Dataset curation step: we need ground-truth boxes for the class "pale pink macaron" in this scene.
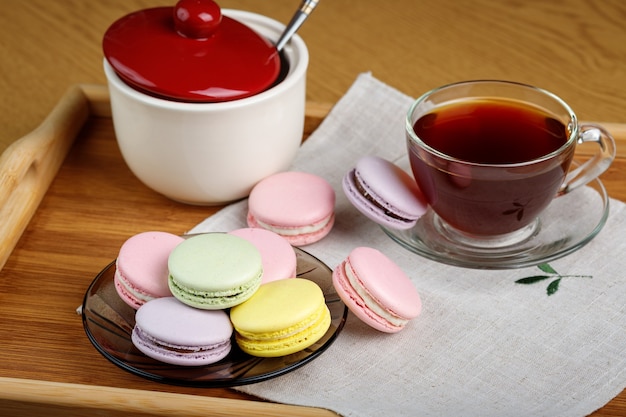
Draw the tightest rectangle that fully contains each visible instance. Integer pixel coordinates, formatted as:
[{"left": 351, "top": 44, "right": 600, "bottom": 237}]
[
  {"left": 229, "top": 228, "right": 297, "bottom": 284},
  {"left": 332, "top": 247, "right": 422, "bottom": 333},
  {"left": 114, "top": 231, "right": 184, "bottom": 309},
  {"left": 247, "top": 171, "right": 336, "bottom": 246}
]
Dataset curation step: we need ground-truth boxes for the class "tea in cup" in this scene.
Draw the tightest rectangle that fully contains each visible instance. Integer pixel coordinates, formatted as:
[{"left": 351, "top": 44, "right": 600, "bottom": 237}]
[{"left": 406, "top": 80, "right": 615, "bottom": 248}]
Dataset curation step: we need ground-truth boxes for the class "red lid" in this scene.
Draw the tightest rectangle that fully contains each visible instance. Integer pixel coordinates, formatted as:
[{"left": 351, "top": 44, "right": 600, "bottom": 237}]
[{"left": 103, "top": 0, "right": 281, "bottom": 102}]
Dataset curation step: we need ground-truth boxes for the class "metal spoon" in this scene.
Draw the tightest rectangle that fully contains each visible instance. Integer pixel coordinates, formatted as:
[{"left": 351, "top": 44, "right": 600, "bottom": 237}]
[{"left": 275, "top": 0, "right": 320, "bottom": 52}]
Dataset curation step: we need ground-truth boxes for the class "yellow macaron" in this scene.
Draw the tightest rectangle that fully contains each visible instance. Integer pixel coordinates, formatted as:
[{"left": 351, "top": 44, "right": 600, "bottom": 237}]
[{"left": 230, "top": 278, "right": 331, "bottom": 357}]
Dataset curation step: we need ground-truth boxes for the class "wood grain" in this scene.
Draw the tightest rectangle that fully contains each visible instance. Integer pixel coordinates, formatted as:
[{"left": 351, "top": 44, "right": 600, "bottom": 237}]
[
  {"left": 0, "top": 377, "right": 334, "bottom": 417},
  {"left": 0, "top": 86, "right": 89, "bottom": 271},
  {"left": 2, "top": 0, "right": 626, "bottom": 153}
]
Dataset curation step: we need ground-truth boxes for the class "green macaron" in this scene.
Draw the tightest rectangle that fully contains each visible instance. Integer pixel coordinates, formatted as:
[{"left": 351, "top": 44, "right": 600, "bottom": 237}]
[{"left": 168, "top": 233, "right": 263, "bottom": 309}]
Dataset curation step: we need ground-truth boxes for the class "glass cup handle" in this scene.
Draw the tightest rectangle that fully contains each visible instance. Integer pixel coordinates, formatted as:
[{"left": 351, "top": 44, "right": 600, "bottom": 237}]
[{"left": 558, "top": 123, "right": 616, "bottom": 196}]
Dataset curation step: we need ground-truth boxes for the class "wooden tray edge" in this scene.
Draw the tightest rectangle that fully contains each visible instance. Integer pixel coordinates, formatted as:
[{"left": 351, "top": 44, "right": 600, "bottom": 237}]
[{"left": 0, "top": 376, "right": 335, "bottom": 417}]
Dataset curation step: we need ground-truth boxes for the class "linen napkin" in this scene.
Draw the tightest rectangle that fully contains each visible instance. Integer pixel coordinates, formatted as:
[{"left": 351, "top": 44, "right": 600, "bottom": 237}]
[{"left": 190, "top": 73, "right": 626, "bottom": 417}]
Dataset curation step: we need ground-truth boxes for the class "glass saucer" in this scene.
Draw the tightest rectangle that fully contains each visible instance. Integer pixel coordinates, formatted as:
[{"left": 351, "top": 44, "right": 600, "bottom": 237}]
[
  {"left": 382, "top": 177, "right": 609, "bottom": 269},
  {"left": 82, "top": 247, "right": 348, "bottom": 388}
]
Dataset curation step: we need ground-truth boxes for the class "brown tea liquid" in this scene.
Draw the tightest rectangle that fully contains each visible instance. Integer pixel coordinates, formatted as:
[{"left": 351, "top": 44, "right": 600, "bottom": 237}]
[
  {"left": 409, "top": 99, "right": 572, "bottom": 236},
  {"left": 413, "top": 99, "right": 567, "bottom": 164}
]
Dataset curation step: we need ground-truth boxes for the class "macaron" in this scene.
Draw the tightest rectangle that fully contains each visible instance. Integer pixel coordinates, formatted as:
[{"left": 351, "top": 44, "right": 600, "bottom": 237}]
[
  {"left": 132, "top": 297, "right": 233, "bottom": 366},
  {"left": 114, "top": 231, "right": 184, "bottom": 309},
  {"left": 332, "top": 247, "right": 422, "bottom": 333},
  {"left": 229, "top": 228, "right": 297, "bottom": 284},
  {"left": 343, "top": 155, "right": 428, "bottom": 230},
  {"left": 247, "top": 171, "right": 336, "bottom": 246},
  {"left": 168, "top": 233, "right": 263, "bottom": 310},
  {"left": 230, "top": 278, "right": 331, "bottom": 357}
]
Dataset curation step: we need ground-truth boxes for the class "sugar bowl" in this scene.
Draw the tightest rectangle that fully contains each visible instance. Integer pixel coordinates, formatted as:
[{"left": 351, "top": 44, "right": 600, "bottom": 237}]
[{"left": 103, "top": 0, "right": 308, "bottom": 204}]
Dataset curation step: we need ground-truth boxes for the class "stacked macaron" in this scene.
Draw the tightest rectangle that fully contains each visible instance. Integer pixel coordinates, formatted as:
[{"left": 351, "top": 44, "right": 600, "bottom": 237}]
[
  {"left": 112, "top": 163, "right": 425, "bottom": 367},
  {"left": 166, "top": 233, "right": 330, "bottom": 358},
  {"left": 113, "top": 228, "right": 330, "bottom": 365},
  {"left": 167, "top": 233, "right": 263, "bottom": 310}
]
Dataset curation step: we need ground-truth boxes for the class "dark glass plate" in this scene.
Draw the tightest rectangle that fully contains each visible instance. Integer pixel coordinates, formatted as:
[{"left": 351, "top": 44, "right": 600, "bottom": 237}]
[{"left": 82, "top": 246, "right": 347, "bottom": 387}]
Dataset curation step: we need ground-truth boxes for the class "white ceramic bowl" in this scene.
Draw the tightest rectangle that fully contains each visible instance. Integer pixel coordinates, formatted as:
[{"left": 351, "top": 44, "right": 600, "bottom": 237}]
[{"left": 104, "top": 10, "right": 308, "bottom": 205}]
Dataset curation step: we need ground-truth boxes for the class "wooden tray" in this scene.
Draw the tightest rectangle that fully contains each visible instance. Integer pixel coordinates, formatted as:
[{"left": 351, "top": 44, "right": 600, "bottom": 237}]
[{"left": 0, "top": 85, "right": 624, "bottom": 416}]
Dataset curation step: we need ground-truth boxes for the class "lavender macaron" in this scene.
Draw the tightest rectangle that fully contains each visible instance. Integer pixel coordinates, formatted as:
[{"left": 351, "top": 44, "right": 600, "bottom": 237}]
[
  {"left": 132, "top": 297, "right": 233, "bottom": 366},
  {"left": 343, "top": 156, "right": 428, "bottom": 230}
]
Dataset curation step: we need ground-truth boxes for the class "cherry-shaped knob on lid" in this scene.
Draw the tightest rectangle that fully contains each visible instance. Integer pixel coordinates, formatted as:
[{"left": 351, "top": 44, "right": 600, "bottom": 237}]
[
  {"left": 174, "top": 0, "right": 222, "bottom": 39},
  {"left": 103, "top": 0, "right": 281, "bottom": 102}
]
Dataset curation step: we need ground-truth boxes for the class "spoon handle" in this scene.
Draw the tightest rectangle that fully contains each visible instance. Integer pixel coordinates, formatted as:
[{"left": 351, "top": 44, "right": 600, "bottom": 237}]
[{"left": 275, "top": 0, "right": 320, "bottom": 52}]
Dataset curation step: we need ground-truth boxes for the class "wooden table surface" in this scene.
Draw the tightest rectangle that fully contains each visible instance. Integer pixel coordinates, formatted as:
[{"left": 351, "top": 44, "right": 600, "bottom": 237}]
[{"left": 1, "top": 1, "right": 625, "bottom": 416}]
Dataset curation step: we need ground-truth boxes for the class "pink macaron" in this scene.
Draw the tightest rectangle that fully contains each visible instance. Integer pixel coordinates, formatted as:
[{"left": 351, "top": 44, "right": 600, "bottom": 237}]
[
  {"left": 343, "top": 155, "right": 428, "bottom": 230},
  {"left": 332, "top": 247, "right": 422, "bottom": 333},
  {"left": 247, "top": 171, "right": 336, "bottom": 246},
  {"left": 114, "top": 231, "right": 184, "bottom": 309},
  {"left": 229, "top": 228, "right": 297, "bottom": 284},
  {"left": 132, "top": 297, "right": 233, "bottom": 366}
]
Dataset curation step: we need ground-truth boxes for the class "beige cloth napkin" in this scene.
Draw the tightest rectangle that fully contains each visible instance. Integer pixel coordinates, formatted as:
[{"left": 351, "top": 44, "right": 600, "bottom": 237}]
[{"left": 191, "top": 73, "right": 626, "bottom": 417}]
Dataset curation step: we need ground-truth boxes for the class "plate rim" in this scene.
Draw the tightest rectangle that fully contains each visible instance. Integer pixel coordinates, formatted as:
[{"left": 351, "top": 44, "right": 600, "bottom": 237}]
[{"left": 82, "top": 246, "right": 348, "bottom": 388}]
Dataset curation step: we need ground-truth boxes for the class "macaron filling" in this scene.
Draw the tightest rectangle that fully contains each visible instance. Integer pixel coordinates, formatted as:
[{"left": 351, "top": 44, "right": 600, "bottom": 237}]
[
  {"left": 114, "top": 267, "right": 156, "bottom": 304},
  {"left": 250, "top": 213, "right": 335, "bottom": 237},
  {"left": 168, "top": 274, "right": 261, "bottom": 308},
  {"left": 234, "top": 302, "right": 331, "bottom": 355},
  {"left": 132, "top": 326, "right": 231, "bottom": 358},
  {"left": 343, "top": 260, "right": 409, "bottom": 328},
  {"left": 236, "top": 301, "right": 329, "bottom": 341}
]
